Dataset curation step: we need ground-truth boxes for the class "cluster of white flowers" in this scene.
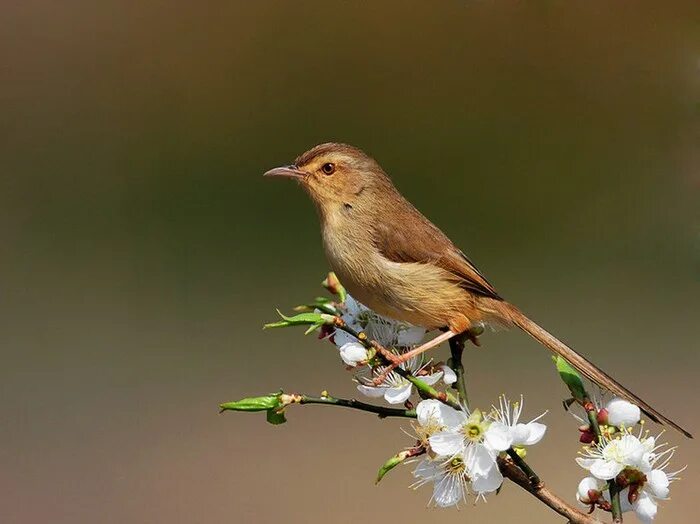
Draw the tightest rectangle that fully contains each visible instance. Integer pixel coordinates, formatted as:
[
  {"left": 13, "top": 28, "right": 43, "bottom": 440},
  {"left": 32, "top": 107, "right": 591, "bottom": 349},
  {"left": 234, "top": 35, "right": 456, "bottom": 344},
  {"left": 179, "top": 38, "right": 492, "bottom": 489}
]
[
  {"left": 248, "top": 274, "right": 689, "bottom": 522},
  {"left": 330, "top": 295, "right": 455, "bottom": 404},
  {"left": 411, "top": 396, "right": 547, "bottom": 507},
  {"left": 574, "top": 397, "right": 683, "bottom": 522},
  {"left": 320, "top": 290, "right": 685, "bottom": 517}
]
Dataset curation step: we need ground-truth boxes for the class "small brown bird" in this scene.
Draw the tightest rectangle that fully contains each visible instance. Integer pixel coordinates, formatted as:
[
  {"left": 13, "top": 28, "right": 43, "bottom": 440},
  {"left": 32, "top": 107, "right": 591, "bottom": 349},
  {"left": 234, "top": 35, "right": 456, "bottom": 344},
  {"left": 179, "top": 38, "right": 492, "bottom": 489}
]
[{"left": 264, "top": 142, "right": 691, "bottom": 438}]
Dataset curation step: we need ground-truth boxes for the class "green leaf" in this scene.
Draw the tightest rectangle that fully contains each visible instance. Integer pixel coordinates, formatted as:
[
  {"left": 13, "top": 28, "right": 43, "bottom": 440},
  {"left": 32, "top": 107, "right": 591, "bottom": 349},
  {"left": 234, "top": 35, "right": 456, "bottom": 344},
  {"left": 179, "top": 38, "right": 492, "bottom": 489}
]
[
  {"left": 375, "top": 454, "right": 405, "bottom": 484},
  {"left": 263, "top": 310, "right": 335, "bottom": 330},
  {"left": 303, "top": 322, "right": 325, "bottom": 335},
  {"left": 553, "top": 356, "right": 587, "bottom": 402},
  {"left": 293, "top": 298, "right": 338, "bottom": 315},
  {"left": 266, "top": 409, "right": 287, "bottom": 425},
  {"left": 322, "top": 272, "right": 347, "bottom": 302},
  {"left": 219, "top": 394, "right": 281, "bottom": 412}
]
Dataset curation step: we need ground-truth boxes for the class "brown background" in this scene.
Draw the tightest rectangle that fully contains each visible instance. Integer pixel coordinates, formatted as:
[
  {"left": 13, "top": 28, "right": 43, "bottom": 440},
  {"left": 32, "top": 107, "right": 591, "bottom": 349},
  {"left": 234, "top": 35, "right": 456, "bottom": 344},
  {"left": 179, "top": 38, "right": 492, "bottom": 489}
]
[{"left": 1, "top": 1, "right": 698, "bottom": 523}]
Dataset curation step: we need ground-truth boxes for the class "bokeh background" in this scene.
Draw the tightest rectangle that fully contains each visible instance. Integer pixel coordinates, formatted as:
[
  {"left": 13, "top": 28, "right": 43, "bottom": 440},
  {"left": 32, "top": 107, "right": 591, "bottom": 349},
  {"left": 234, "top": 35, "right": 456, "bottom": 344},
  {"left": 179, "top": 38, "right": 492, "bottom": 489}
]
[{"left": 1, "top": 1, "right": 699, "bottom": 523}]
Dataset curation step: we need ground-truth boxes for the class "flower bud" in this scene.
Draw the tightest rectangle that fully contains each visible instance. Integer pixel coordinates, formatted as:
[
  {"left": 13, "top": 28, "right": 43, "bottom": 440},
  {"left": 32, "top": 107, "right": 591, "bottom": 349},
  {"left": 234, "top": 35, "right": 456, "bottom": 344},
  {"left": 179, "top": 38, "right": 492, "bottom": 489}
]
[
  {"left": 596, "top": 408, "right": 608, "bottom": 425},
  {"left": 576, "top": 477, "right": 603, "bottom": 505},
  {"left": 604, "top": 397, "right": 641, "bottom": 428},
  {"left": 322, "top": 272, "right": 347, "bottom": 301},
  {"left": 578, "top": 426, "right": 595, "bottom": 444},
  {"left": 339, "top": 342, "right": 369, "bottom": 366},
  {"left": 220, "top": 393, "right": 282, "bottom": 412}
]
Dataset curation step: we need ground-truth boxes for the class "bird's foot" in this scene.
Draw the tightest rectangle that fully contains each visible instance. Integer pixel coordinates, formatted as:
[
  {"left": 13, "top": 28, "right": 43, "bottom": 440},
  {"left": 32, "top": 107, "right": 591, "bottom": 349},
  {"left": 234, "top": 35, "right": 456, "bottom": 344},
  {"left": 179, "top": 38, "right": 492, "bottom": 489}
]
[
  {"left": 371, "top": 340, "right": 401, "bottom": 365},
  {"left": 465, "top": 328, "right": 481, "bottom": 347},
  {"left": 372, "top": 365, "right": 396, "bottom": 385},
  {"left": 371, "top": 330, "right": 458, "bottom": 385}
]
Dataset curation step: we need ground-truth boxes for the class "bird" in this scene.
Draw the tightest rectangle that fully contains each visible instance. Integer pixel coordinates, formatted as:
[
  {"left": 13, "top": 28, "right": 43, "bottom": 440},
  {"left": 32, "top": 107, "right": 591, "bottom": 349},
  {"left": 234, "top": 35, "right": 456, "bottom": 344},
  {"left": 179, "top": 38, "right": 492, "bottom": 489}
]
[{"left": 264, "top": 142, "right": 691, "bottom": 438}]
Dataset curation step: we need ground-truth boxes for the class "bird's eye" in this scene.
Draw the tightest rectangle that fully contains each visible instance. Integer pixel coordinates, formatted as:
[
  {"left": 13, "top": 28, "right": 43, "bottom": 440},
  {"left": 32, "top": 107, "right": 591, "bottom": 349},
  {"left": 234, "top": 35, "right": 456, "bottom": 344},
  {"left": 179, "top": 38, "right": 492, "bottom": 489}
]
[{"left": 321, "top": 162, "right": 336, "bottom": 175}]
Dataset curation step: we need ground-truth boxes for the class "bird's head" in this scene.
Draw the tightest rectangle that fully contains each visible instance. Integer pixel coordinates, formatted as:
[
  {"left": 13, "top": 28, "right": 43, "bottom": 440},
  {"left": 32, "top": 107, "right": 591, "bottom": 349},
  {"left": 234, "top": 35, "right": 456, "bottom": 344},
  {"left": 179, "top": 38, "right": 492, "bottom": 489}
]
[{"left": 263, "top": 142, "right": 393, "bottom": 215}]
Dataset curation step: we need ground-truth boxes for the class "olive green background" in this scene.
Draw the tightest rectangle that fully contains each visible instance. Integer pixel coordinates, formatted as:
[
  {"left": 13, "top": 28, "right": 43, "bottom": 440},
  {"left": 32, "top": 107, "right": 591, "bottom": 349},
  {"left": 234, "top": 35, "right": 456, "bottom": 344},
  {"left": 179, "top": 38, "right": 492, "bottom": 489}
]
[{"left": 1, "top": 1, "right": 698, "bottom": 523}]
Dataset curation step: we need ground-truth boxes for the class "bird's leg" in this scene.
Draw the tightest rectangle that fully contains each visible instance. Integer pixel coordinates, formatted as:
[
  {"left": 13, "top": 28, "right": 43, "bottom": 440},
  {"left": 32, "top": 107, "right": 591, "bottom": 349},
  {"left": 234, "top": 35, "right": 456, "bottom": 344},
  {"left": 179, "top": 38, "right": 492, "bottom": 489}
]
[
  {"left": 372, "top": 330, "right": 457, "bottom": 385},
  {"left": 370, "top": 340, "right": 401, "bottom": 364}
]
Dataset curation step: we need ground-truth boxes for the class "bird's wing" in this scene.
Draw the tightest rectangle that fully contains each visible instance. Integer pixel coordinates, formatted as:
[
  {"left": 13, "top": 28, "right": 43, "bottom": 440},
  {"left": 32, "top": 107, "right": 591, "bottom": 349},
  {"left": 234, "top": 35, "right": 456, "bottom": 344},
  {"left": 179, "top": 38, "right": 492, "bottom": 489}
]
[{"left": 371, "top": 205, "right": 502, "bottom": 300}]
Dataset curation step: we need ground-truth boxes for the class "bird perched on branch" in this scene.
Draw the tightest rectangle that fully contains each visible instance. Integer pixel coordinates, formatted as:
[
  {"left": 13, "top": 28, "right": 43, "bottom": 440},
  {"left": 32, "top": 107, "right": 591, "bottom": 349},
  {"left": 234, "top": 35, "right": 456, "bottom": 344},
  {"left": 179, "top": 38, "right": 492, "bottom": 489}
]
[{"left": 264, "top": 142, "right": 691, "bottom": 438}]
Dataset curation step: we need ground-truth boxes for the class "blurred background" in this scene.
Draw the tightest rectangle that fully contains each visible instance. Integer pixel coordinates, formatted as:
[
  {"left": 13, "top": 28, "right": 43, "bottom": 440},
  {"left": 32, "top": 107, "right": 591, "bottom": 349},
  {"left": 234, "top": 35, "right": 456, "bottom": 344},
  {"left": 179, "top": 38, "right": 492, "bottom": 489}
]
[{"left": 1, "top": 1, "right": 698, "bottom": 523}]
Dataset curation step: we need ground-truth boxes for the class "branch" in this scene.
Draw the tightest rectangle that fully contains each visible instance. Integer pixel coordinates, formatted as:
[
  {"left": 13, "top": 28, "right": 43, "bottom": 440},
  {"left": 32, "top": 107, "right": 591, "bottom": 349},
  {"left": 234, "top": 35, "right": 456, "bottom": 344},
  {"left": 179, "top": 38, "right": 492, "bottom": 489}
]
[
  {"left": 280, "top": 392, "right": 416, "bottom": 418},
  {"left": 506, "top": 448, "right": 541, "bottom": 486},
  {"left": 394, "top": 367, "right": 461, "bottom": 409},
  {"left": 498, "top": 456, "right": 603, "bottom": 524},
  {"left": 448, "top": 333, "right": 470, "bottom": 407}
]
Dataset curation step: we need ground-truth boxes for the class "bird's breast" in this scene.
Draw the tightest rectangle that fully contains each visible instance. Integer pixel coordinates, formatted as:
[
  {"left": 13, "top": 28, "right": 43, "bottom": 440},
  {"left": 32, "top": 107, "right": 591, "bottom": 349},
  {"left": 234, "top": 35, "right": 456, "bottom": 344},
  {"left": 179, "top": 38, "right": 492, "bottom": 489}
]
[{"left": 321, "top": 220, "right": 475, "bottom": 330}]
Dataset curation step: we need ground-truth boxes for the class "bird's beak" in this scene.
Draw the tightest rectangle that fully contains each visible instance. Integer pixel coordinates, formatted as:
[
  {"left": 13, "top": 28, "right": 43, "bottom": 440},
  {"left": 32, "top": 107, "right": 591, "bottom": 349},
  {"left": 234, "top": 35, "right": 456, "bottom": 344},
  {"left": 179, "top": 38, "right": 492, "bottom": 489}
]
[{"left": 263, "top": 165, "right": 307, "bottom": 179}]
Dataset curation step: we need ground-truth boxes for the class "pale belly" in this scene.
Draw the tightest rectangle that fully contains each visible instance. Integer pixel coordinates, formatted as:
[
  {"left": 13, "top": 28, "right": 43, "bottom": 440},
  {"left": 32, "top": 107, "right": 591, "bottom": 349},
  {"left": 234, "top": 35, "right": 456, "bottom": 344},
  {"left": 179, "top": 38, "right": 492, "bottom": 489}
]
[{"left": 324, "top": 235, "right": 477, "bottom": 331}]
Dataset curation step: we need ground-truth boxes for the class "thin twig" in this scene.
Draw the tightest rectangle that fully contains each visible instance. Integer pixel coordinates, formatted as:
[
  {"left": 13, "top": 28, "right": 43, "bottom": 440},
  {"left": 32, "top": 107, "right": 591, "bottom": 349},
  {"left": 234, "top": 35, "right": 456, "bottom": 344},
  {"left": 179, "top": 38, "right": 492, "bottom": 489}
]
[
  {"left": 584, "top": 400, "right": 602, "bottom": 440},
  {"left": 608, "top": 480, "right": 623, "bottom": 523},
  {"left": 506, "top": 448, "right": 541, "bottom": 486},
  {"left": 393, "top": 367, "right": 461, "bottom": 409},
  {"left": 448, "top": 334, "right": 470, "bottom": 407},
  {"left": 282, "top": 393, "right": 415, "bottom": 418},
  {"left": 498, "top": 456, "right": 603, "bottom": 524}
]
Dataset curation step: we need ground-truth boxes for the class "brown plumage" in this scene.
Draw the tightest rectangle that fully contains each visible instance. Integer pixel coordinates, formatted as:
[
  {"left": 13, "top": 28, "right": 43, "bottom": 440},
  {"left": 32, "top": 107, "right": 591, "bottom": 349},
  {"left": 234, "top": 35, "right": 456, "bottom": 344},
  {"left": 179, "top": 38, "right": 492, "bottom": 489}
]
[{"left": 264, "top": 142, "right": 692, "bottom": 438}]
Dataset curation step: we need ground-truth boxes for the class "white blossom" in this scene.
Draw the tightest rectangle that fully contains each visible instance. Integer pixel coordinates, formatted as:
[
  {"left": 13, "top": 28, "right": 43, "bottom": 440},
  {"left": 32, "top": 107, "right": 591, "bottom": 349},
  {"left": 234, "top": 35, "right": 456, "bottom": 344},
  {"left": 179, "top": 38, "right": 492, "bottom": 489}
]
[
  {"left": 576, "top": 433, "right": 646, "bottom": 480},
  {"left": 334, "top": 294, "right": 426, "bottom": 349},
  {"left": 576, "top": 430, "right": 684, "bottom": 522},
  {"left": 411, "top": 453, "right": 504, "bottom": 507},
  {"left": 429, "top": 405, "right": 512, "bottom": 478},
  {"left": 414, "top": 400, "right": 464, "bottom": 443},
  {"left": 412, "top": 456, "right": 471, "bottom": 507},
  {"left": 356, "top": 353, "right": 444, "bottom": 404},
  {"left": 492, "top": 395, "right": 547, "bottom": 447}
]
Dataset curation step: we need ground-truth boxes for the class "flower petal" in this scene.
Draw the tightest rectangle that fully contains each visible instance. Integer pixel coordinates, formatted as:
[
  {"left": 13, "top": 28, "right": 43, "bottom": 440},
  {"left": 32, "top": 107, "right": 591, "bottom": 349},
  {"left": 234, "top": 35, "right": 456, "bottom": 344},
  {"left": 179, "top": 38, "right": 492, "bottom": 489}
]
[
  {"left": 647, "top": 469, "right": 670, "bottom": 499},
  {"left": 384, "top": 382, "right": 413, "bottom": 404},
  {"left": 356, "top": 384, "right": 385, "bottom": 398},
  {"left": 343, "top": 295, "right": 365, "bottom": 317},
  {"left": 633, "top": 491, "right": 658, "bottom": 523},
  {"left": 437, "top": 404, "right": 466, "bottom": 429},
  {"left": 605, "top": 398, "right": 641, "bottom": 427},
  {"left": 419, "top": 372, "right": 443, "bottom": 385},
  {"left": 576, "top": 458, "right": 597, "bottom": 471},
  {"left": 439, "top": 364, "right": 457, "bottom": 385},
  {"left": 413, "top": 457, "right": 441, "bottom": 481},
  {"left": 616, "top": 434, "right": 646, "bottom": 467},
  {"left": 511, "top": 423, "right": 531, "bottom": 445},
  {"left": 484, "top": 421, "right": 513, "bottom": 452},
  {"left": 590, "top": 459, "right": 624, "bottom": 480},
  {"left": 397, "top": 325, "right": 426, "bottom": 347},
  {"left": 465, "top": 444, "right": 498, "bottom": 478},
  {"left": 338, "top": 342, "right": 368, "bottom": 366},
  {"left": 432, "top": 473, "right": 464, "bottom": 507},
  {"left": 471, "top": 464, "right": 503, "bottom": 494},
  {"left": 416, "top": 399, "right": 443, "bottom": 427},
  {"left": 518, "top": 422, "right": 547, "bottom": 446},
  {"left": 429, "top": 431, "right": 464, "bottom": 457},
  {"left": 333, "top": 328, "right": 357, "bottom": 348}
]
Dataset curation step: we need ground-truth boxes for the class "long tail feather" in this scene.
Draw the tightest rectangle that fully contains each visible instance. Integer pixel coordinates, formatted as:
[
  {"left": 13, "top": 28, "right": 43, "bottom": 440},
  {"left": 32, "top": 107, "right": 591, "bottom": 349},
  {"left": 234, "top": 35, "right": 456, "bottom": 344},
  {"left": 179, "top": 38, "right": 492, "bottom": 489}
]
[{"left": 504, "top": 304, "right": 692, "bottom": 439}]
